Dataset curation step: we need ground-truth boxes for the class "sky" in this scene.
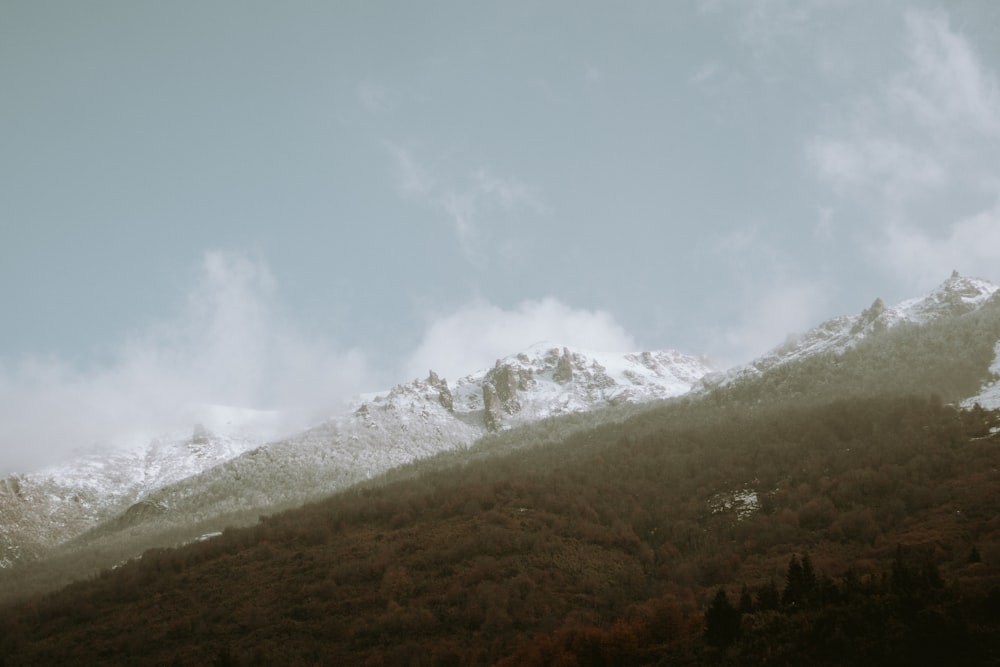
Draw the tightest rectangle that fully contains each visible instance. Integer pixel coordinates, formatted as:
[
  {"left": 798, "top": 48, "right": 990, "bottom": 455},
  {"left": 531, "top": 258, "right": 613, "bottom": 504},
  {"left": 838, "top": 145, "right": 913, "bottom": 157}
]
[{"left": 3, "top": 1, "right": 1000, "bottom": 473}]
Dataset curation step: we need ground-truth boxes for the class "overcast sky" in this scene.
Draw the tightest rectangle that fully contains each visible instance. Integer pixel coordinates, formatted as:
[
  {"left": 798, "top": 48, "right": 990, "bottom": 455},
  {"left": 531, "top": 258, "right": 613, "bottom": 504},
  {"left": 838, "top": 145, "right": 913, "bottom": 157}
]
[{"left": 3, "top": 1, "right": 1000, "bottom": 473}]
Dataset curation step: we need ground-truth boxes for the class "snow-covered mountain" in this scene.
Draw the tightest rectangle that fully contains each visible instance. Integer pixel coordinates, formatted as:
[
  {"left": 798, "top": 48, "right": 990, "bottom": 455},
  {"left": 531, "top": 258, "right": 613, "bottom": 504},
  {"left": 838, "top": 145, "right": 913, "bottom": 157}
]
[
  {"left": 703, "top": 271, "right": 1000, "bottom": 388},
  {"left": 5, "top": 273, "right": 1000, "bottom": 572},
  {"left": 0, "top": 345, "right": 714, "bottom": 568},
  {"left": 0, "top": 407, "right": 280, "bottom": 568}
]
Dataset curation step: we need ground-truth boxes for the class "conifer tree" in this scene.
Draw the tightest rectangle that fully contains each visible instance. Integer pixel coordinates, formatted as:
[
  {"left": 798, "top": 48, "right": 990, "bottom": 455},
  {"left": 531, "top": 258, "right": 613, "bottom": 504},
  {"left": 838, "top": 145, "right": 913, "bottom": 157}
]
[{"left": 705, "top": 588, "right": 741, "bottom": 647}]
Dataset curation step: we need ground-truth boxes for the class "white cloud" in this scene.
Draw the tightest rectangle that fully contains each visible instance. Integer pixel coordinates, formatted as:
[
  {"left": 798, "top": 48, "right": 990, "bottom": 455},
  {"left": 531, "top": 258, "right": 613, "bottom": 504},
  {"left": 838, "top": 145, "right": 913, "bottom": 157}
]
[
  {"left": 707, "top": 281, "right": 829, "bottom": 367},
  {"left": 880, "top": 201, "right": 1000, "bottom": 290},
  {"left": 403, "top": 298, "right": 637, "bottom": 381},
  {"left": 806, "top": 135, "right": 946, "bottom": 204},
  {"left": 891, "top": 9, "right": 1000, "bottom": 138},
  {"left": 806, "top": 7, "right": 1000, "bottom": 289},
  {"left": 384, "top": 141, "right": 544, "bottom": 262},
  {"left": 0, "top": 251, "right": 372, "bottom": 474}
]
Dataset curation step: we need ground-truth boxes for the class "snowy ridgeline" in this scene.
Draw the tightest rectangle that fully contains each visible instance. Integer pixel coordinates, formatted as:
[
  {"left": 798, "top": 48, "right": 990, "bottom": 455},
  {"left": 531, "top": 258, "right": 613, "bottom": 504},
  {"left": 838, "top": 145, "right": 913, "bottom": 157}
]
[
  {"left": 704, "top": 272, "right": 1000, "bottom": 388},
  {"left": 4, "top": 272, "right": 1000, "bottom": 570},
  {"left": 0, "top": 344, "right": 714, "bottom": 568}
]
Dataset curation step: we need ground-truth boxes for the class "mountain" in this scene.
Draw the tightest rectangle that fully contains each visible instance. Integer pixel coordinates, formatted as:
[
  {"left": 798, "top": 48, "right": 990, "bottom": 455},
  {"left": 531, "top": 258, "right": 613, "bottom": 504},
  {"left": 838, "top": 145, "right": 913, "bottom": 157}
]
[
  {"left": 703, "top": 271, "right": 1000, "bottom": 390},
  {"left": 0, "top": 407, "right": 279, "bottom": 568},
  {"left": 4, "top": 272, "right": 1000, "bottom": 584},
  {"left": 3, "top": 274, "right": 1000, "bottom": 664},
  {"left": 0, "top": 345, "right": 714, "bottom": 569}
]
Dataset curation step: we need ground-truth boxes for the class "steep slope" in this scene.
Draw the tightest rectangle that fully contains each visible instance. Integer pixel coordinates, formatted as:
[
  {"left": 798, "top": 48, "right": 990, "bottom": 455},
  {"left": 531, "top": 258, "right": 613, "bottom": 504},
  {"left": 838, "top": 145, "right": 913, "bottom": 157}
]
[
  {"left": 0, "top": 408, "right": 280, "bottom": 569},
  {"left": 75, "top": 345, "right": 714, "bottom": 542},
  {"left": 704, "top": 271, "right": 1000, "bottom": 390},
  {"left": 3, "top": 395, "right": 999, "bottom": 665},
  {"left": 3, "top": 346, "right": 713, "bottom": 568}
]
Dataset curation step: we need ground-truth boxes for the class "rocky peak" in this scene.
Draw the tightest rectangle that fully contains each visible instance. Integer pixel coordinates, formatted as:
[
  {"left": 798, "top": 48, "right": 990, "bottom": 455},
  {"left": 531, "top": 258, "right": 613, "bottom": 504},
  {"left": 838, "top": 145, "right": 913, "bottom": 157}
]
[
  {"left": 482, "top": 382, "right": 504, "bottom": 432},
  {"left": 427, "top": 370, "right": 454, "bottom": 412},
  {"left": 553, "top": 347, "right": 574, "bottom": 384}
]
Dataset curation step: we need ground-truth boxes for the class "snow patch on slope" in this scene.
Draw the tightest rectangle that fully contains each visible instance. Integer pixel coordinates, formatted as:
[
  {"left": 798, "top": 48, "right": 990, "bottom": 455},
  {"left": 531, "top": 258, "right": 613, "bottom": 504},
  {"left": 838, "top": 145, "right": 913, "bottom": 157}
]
[{"left": 962, "top": 340, "right": 1000, "bottom": 410}]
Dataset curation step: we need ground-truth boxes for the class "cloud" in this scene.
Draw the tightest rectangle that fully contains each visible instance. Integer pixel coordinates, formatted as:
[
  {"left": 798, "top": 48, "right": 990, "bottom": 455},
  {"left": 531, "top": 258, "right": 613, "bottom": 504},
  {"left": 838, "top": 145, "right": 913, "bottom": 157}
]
[
  {"left": 0, "top": 251, "right": 372, "bottom": 475},
  {"left": 890, "top": 9, "right": 1000, "bottom": 138},
  {"left": 880, "top": 201, "right": 1000, "bottom": 289},
  {"left": 805, "top": 7, "right": 1000, "bottom": 289},
  {"left": 707, "top": 281, "right": 830, "bottom": 367},
  {"left": 384, "top": 141, "right": 544, "bottom": 262},
  {"left": 806, "top": 135, "right": 946, "bottom": 205},
  {"left": 403, "top": 298, "right": 637, "bottom": 381}
]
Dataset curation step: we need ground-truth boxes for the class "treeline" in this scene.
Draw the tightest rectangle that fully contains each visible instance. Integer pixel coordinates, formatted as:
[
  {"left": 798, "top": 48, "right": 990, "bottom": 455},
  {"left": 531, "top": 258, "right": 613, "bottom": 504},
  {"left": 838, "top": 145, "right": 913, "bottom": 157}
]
[{"left": 0, "top": 395, "right": 998, "bottom": 664}]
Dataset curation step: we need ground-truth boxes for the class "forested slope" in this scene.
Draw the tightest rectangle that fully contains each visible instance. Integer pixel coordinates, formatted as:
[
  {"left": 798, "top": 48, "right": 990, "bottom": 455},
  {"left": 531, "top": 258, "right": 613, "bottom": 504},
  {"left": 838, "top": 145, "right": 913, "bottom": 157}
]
[
  {"left": 1, "top": 295, "right": 999, "bottom": 664},
  {"left": 0, "top": 394, "right": 998, "bottom": 665}
]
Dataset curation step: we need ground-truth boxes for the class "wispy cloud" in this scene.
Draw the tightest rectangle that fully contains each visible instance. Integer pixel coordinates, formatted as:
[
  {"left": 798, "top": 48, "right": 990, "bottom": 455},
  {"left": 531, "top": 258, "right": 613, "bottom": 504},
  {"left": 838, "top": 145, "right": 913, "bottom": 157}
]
[
  {"left": 704, "top": 228, "right": 831, "bottom": 365},
  {"left": 383, "top": 141, "right": 544, "bottom": 262},
  {"left": 357, "top": 80, "right": 390, "bottom": 114},
  {"left": 0, "top": 252, "right": 372, "bottom": 475},
  {"left": 890, "top": 9, "right": 1000, "bottom": 139},
  {"left": 881, "top": 201, "right": 1000, "bottom": 288},
  {"left": 806, "top": 7, "right": 1000, "bottom": 290},
  {"left": 403, "top": 298, "right": 636, "bottom": 382}
]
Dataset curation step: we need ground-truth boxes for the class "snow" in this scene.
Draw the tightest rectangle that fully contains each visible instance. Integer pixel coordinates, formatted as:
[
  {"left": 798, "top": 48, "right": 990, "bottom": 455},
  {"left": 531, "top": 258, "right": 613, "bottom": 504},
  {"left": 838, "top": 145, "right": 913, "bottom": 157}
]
[
  {"left": 962, "top": 341, "right": 1000, "bottom": 410},
  {"left": 705, "top": 273, "right": 999, "bottom": 388},
  {"left": 4, "top": 272, "right": 998, "bottom": 570}
]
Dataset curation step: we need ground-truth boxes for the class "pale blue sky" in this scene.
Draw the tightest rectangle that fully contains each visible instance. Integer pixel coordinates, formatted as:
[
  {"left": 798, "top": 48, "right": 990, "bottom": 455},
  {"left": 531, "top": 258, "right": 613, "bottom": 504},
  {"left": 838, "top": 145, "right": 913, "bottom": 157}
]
[{"left": 3, "top": 1, "right": 1000, "bottom": 471}]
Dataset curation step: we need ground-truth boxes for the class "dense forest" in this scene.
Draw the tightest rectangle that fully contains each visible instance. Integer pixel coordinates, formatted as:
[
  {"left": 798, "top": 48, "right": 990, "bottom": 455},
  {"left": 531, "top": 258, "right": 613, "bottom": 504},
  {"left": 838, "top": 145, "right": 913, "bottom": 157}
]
[
  {"left": 0, "top": 393, "right": 998, "bottom": 665},
  {"left": 2, "top": 300, "right": 1000, "bottom": 664}
]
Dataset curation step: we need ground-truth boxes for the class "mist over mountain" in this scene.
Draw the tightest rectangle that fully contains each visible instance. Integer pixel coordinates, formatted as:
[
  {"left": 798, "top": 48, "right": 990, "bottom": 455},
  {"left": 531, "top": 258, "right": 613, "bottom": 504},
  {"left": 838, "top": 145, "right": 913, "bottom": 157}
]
[
  {"left": 2, "top": 273, "right": 999, "bottom": 578},
  {"left": 1, "top": 273, "right": 1000, "bottom": 664}
]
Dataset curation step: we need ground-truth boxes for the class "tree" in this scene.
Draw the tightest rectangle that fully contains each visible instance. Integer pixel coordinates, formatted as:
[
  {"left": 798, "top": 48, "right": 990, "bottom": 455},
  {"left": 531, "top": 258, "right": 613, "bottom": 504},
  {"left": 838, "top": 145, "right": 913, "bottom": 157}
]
[{"left": 705, "top": 588, "right": 741, "bottom": 647}]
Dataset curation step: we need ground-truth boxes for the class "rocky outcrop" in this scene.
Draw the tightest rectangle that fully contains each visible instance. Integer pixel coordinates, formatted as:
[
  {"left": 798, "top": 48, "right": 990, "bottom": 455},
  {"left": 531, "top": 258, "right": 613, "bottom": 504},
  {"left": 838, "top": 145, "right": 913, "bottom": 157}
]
[
  {"left": 428, "top": 371, "right": 454, "bottom": 412},
  {"left": 852, "top": 297, "right": 886, "bottom": 335},
  {"left": 482, "top": 382, "right": 504, "bottom": 431},
  {"left": 553, "top": 347, "right": 574, "bottom": 383},
  {"left": 481, "top": 361, "right": 536, "bottom": 430}
]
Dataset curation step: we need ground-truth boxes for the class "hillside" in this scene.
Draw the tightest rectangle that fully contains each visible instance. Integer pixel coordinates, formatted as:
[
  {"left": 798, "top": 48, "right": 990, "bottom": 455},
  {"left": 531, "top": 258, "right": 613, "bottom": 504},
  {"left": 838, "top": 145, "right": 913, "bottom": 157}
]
[
  {"left": 0, "top": 345, "right": 712, "bottom": 585},
  {"left": 2, "top": 276, "right": 1000, "bottom": 664},
  {"left": 1, "top": 396, "right": 998, "bottom": 665}
]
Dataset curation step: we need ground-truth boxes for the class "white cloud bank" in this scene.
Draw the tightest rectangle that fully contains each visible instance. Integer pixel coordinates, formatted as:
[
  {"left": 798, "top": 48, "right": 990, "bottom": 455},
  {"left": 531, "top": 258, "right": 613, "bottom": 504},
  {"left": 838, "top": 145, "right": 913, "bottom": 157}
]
[
  {"left": 0, "top": 252, "right": 371, "bottom": 475},
  {"left": 403, "top": 298, "right": 637, "bottom": 382}
]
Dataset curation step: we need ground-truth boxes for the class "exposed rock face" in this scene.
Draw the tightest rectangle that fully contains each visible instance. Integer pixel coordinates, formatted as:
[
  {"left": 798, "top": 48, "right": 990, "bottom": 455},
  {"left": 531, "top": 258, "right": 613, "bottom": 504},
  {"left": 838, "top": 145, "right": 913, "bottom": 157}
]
[
  {"left": 485, "top": 362, "right": 523, "bottom": 415},
  {"left": 852, "top": 297, "right": 886, "bottom": 334},
  {"left": 553, "top": 347, "right": 574, "bottom": 384},
  {"left": 482, "top": 382, "right": 504, "bottom": 431},
  {"left": 428, "top": 371, "right": 454, "bottom": 412}
]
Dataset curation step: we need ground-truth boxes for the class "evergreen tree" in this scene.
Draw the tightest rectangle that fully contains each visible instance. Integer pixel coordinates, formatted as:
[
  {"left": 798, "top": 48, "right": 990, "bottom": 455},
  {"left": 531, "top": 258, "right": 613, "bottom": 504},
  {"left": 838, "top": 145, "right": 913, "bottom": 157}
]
[
  {"left": 756, "top": 580, "right": 780, "bottom": 611},
  {"left": 783, "top": 555, "right": 805, "bottom": 607},
  {"left": 705, "top": 588, "right": 741, "bottom": 647}
]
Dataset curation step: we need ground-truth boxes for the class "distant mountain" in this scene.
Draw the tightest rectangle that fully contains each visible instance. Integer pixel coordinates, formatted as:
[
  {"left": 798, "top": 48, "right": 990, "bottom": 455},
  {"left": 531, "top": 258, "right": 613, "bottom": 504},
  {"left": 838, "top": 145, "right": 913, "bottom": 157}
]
[
  {"left": 0, "top": 407, "right": 278, "bottom": 568},
  {"left": 0, "top": 345, "right": 714, "bottom": 568}
]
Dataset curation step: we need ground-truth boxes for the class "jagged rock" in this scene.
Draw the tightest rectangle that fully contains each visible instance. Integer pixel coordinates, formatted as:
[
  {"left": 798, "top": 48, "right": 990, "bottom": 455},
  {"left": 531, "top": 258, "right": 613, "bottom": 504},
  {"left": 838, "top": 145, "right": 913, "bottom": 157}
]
[
  {"left": 485, "top": 362, "right": 521, "bottom": 415},
  {"left": 482, "top": 382, "right": 504, "bottom": 431},
  {"left": 851, "top": 297, "right": 886, "bottom": 334},
  {"left": 428, "top": 371, "right": 454, "bottom": 411},
  {"left": 554, "top": 347, "right": 574, "bottom": 383}
]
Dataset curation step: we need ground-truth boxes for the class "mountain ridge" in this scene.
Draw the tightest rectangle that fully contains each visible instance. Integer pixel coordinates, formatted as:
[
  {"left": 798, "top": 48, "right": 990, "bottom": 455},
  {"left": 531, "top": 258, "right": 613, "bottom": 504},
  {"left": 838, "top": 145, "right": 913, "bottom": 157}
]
[{"left": 0, "top": 345, "right": 713, "bottom": 569}]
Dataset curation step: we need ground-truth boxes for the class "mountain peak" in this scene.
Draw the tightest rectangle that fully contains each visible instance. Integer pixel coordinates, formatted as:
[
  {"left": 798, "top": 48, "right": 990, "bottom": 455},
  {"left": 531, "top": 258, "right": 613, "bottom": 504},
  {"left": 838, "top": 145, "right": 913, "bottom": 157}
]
[{"left": 713, "top": 274, "right": 1000, "bottom": 384}]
